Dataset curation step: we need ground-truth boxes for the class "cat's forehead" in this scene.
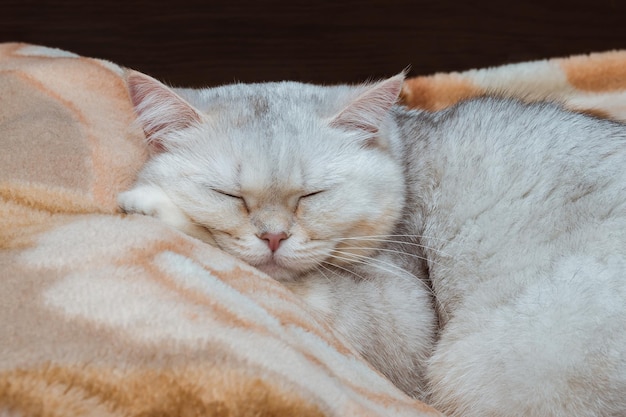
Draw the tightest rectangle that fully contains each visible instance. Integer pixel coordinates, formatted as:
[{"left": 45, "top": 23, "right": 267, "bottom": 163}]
[
  {"left": 179, "top": 81, "right": 368, "bottom": 156},
  {"left": 175, "top": 81, "right": 374, "bottom": 190},
  {"left": 181, "top": 132, "right": 341, "bottom": 198},
  {"left": 179, "top": 81, "right": 367, "bottom": 121}
]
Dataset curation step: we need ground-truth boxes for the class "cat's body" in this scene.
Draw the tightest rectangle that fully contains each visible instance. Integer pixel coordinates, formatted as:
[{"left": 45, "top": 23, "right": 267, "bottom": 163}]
[
  {"left": 396, "top": 99, "right": 626, "bottom": 416},
  {"left": 119, "top": 71, "right": 626, "bottom": 416}
]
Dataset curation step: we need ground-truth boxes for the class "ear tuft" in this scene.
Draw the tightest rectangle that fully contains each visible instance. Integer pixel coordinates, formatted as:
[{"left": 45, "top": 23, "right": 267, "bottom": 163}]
[
  {"left": 330, "top": 72, "right": 405, "bottom": 135},
  {"left": 126, "top": 70, "right": 201, "bottom": 152}
]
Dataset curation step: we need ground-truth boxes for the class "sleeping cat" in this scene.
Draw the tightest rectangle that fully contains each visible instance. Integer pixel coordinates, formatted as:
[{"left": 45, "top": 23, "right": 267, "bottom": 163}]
[{"left": 118, "top": 70, "right": 626, "bottom": 417}]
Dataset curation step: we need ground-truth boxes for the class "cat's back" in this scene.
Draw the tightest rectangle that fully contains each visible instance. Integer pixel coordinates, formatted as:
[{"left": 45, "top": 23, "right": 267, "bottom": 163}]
[
  {"left": 402, "top": 96, "right": 626, "bottom": 312},
  {"left": 401, "top": 97, "right": 626, "bottom": 267},
  {"left": 402, "top": 98, "right": 626, "bottom": 416}
]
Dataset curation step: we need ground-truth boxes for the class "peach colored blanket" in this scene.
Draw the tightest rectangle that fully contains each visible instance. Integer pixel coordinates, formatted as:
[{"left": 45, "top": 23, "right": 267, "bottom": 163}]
[{"left": 2, "top": 42, "right": 626, "bottom": 416}]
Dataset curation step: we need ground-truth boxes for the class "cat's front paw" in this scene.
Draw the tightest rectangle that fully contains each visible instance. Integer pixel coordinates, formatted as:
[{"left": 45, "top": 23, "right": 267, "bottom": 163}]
[
  {"left": 118, "top": 185, "right": 217, "bottom": 244},
  {"left": 119, "top": 185, "right": 164, "bottom": 217},
  {"left": 118, "top": 185, "right": 188, "bottom": 229}
]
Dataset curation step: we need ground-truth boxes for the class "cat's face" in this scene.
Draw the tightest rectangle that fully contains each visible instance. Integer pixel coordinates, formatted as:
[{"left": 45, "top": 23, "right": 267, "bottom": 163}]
[{"left": 126, "top": 72, "right": 406, "bottom": 281}]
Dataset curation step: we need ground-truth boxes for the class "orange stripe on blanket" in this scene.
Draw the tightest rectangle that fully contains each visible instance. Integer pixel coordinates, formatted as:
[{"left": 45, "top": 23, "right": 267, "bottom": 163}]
[
  {"left": 401, "top": 74, "right": 484, "bottom": 111},
  {"left": 0, "top": 180, "right": 108, "bottom": 248},
  {"left": 119, "top": 234, "right": 357, "bottom": 357},
  {"left": 0, "top": 363, "right": 325, "bottom": 417},
  {"left": 558, "top": 50, "right": 626, "bottom": 92},
  {"left": 0, "top": 182, "right": 106, "bottom": 216}
]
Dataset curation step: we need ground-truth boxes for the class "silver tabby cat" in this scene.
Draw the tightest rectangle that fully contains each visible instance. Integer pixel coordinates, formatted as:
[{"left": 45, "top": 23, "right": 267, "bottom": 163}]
[{"left": 119, "top": 70, "right": 626, "bottom": 417}]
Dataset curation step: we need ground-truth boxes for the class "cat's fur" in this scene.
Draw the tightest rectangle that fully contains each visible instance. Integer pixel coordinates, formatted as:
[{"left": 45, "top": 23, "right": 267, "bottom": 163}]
[
  {"left": 119, "top": 70, "right": 626, "bottom": 417},
  {"left": 119, "top": 72, "right": 436, "bottom": 398}
]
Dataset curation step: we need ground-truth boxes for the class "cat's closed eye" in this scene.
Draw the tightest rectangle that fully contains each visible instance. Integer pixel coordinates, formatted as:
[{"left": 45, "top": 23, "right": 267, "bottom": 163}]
[
  {"left": 212, "top": 188, "right": 249, "bottom": 213},
  {"left": 294, "top": 190, "right": 326, "bottom": 214},
  {"left": 211, "top": 188, "right": 247, "bottom": 207},
  {"left": 210, "top": 188, "right": 241, "bottom": 199},
  {"left": 297, "top": 190, "right": 325, "bottom": 206},
  {"left": 300, "top": 190, "right": 325, "bottom": 199}
]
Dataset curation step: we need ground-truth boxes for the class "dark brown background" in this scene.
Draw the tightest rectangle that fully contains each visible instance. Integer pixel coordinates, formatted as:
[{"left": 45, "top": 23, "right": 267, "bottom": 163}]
[{"left": 2, "top": 0, "right": 625, "bottom": 87}]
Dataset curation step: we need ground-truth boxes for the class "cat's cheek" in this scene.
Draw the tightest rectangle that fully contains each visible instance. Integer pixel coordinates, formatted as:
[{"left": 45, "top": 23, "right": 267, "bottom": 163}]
[
  {"left": 297, "top": 189, "right": 400, "bottom": 238},
  {"left": 213, "top": 231, "right": 271, "bottom": 264},
  {"left": 181, "top": 225, "right": 219, "bottom": 247},
  {"left": 295, "top": 203, "right": 343, "bottom": 241}
]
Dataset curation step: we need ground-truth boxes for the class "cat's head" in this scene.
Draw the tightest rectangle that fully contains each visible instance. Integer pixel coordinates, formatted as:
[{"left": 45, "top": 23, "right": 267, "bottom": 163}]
[{"left": 126, "top": 70, "right": 406, "bottom": 281}]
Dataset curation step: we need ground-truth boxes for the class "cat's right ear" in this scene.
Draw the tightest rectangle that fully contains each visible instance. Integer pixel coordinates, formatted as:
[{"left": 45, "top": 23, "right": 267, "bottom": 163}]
[
  {"left": 126, "top": 70, "right": 201, "bottom": 153},
  {"left": 330, "top": 72, "right": 405, "bottom": 138}
]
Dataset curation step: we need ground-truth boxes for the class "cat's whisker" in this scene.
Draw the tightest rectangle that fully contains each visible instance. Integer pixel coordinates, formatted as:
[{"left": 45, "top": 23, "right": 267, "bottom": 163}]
[
  {"left": 320, "top": 259, "right": 370, "bottom": 282},
  {"left": 284, "top": 251, "right": 365, "bottom": 281},
  {"left": 313, "top": 265, "right": 334, "bottom": 283},
  {"left": 332, "top": 250, "right": 450, "bottom": 322},
  {"left": 329, "top": 250, "right": 438, "bottom": 298},
  {"left": 338, "top": 239, "right": 453, "bottom": 258},
  {"left": 336, "top": 238, "right": 454, "bottom": 259},
  {"left": 334, "top": 246, "right": 448, "bottom": 269},
  {"left": 330, "top": 233, "right": 462, "bottom": 246}
]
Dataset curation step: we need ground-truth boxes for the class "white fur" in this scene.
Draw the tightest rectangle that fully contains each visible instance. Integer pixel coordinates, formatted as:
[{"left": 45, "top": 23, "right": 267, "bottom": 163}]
[
  {"left": 118, "top": 184, "right": 216, "bottom": 244},
  {"left": 120, "top": 72, "right": 626, "bottom": 416},
  {"left": 397, "top": 98, "right": 626, "bottom": 416},
  {"left": 119, "top": 72, "right": 436, "bottom": 396},
  {"left": 120, "top": 72, "right": 408, "bottom": 282}
]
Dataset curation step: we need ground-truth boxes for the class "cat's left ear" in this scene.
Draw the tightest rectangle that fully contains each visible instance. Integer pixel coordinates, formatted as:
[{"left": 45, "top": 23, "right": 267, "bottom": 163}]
[
  {"left": 330, "top": 72, "right": 405, "bottom": 137},
  {"left": 126, "top": 70, "right": 201, "bottom": 153}
]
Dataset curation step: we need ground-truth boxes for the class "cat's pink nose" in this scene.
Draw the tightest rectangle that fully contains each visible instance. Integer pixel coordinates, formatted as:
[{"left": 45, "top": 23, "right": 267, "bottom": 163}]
[{"left": 260, "top": 232, "right": 289, "bottom": 252}]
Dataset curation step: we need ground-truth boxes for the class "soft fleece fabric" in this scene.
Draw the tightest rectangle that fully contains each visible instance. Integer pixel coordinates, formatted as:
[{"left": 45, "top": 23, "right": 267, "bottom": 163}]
[{"left": 2, "top": 42, "right": 626, "bottom": 416}]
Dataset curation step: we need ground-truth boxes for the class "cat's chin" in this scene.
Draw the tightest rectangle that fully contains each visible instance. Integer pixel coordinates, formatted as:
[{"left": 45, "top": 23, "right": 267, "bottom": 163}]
[{"left": 254, "top": 261, "right": 304, "bottom": 282}]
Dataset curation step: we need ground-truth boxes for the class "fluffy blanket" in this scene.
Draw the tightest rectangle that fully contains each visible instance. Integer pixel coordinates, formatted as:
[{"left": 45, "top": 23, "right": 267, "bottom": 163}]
[{"left": 1, "top": 42, "right": 626, "bottom": 416}]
